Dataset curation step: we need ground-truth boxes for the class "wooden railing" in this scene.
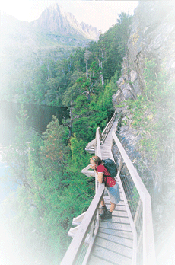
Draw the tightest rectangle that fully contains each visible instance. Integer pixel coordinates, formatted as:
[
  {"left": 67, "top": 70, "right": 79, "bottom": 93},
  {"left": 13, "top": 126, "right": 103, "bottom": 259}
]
[
  {"left": 112, "top": 131, "right": 156, "bottom": 265},
  {"left": 100, "top": 109, "right": 117, "bottom": 144},
  {"left": 84, "top": 109, "right": 117, "bottom": 154},
  {"left": 61, "top": 127, "right": 104, "bottom": 265},
  {"left": 61, "top": 116, "right": 156, "bottom": 265}
]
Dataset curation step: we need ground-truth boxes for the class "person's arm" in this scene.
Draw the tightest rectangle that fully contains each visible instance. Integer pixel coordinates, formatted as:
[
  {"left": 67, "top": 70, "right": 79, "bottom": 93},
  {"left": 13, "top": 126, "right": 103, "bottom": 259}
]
[{"left": 81, "top": 164, "right": 95, "bottom": 177}]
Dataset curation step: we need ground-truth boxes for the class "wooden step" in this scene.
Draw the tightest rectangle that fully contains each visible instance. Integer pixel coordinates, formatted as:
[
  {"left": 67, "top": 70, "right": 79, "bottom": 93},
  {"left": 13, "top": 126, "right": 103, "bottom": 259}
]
[
  {"left": 102, "top": 215, "right": 130, "bottom": 225},
  {"left": 112, "top": 210, "right": 129, "bottom": 218},
  {"left": 104, "top": 196, "right": 124, "bottom": 203},
  {"left": 98, "top": 231, "right": 133, "bottom": 248},
  {"left": 114, "top": 205, "right": 128, "bottom": 211},
  {"left": 91, "top": 245, "right": 132, "bottom": 265},
  {"left": 88, "top": 255, "right": 116, "bottom": 265},
  {"left": 99, "top": 227, "right": 133, "bottom": 240},
  {"left": 104, "top": 200, "right": 125, "bottom": 206},
  {"left": 103, "top": 204, "right": 128, "bottom": 214},
  {"left": 100, "top": 220, "right": 132, "bottom": 232},
  {"left": 95, "top": 236, "right": 133, "bottom": 258},
  {"left": 114, "top": 209, "right": 129, "bottom": 214},
  {"left": 86, "top": 120, "right": 135, "bottom": 265}
]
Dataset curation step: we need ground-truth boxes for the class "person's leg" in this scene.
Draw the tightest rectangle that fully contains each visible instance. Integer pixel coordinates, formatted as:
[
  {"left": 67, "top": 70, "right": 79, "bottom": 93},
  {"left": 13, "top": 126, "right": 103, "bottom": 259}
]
[
  {"left": 110, "top": 202, "right": 116, "bottom": 212},
  {"left": 101, "top": 202, "right": 115, "bottom": 219},
  {"left": 101, "top": 186, "right": 118, "bottom": 219},
  {"left": 99, "top": 197, "right": 107, "bottom": 217},
  {"left": 100, "top": 197, "right": 105, "bottom": 206}
]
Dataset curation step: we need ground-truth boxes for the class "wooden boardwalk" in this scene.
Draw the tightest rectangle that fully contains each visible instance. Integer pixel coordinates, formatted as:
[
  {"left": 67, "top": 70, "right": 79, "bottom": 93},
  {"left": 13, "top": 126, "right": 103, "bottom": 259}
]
[
  {"left": 61, "top": 117, "right": 156, "bottom": 265},
  {"left": 88, "top": 121, "right": 134, "bottom": 265}
]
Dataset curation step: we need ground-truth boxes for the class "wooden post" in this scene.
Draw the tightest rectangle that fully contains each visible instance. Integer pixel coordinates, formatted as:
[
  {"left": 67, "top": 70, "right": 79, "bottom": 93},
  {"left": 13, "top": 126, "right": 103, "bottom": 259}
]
[
  {"left": 96, "top": 127, "right": 102, "bottom": 159},
  {"left": 95, "top": 127, "right": 102, "bottom": 193}
]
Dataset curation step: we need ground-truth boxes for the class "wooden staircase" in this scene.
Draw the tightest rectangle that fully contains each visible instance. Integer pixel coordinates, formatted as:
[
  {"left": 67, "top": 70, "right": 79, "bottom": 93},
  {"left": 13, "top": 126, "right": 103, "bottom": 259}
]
[
  {"left": 88, "top": 120, "right": 134, "bottom": 265},
  {"left": 61, "top": 111, "right": 156, "bottom": 265}
]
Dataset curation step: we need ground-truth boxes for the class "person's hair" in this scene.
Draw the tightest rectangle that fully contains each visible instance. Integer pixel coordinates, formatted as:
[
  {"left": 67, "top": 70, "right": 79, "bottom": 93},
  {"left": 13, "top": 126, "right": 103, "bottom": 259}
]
[{"left": 91, "top": 156, "right": 102, "bottom": 165}]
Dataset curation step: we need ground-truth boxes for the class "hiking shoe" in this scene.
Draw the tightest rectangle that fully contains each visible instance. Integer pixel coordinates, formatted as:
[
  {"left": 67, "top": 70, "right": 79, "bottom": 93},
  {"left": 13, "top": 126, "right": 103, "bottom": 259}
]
[
  {"left": 99, "top": 205, "right": 107, "bottom": 218},
  {"left": 101, "top": 210, "right": 112, "bottom": 220}
]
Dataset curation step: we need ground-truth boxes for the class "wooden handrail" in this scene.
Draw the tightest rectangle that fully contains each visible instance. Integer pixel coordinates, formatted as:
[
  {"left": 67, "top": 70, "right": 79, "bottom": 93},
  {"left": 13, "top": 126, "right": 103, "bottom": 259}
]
[
  {"left": 61, "top": 127, "right": 103, "bottom": 265},
  {"left": 60, "top": 184, "right": 105, "bottom": 265},
  {"left": 112, "top": 131, "right": 156, "bottom": 265},
  {"left": 101, "top": 109, "right": 117, "bottom": 144}
]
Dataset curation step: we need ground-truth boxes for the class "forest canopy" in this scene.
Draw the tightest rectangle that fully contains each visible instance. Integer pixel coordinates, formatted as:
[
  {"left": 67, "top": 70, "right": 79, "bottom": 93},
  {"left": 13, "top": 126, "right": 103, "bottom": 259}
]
[{"left": 1, "top": 12, "right": 132, "bottom": 265}]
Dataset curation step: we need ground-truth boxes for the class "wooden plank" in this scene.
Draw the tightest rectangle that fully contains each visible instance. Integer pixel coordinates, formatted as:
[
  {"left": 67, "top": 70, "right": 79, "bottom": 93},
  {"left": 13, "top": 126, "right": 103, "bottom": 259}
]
[
  {"left": 91, "top": 246, "right": 132, "bottom": 265},
  {"left": 104, "top": 197, "right": 124, "bottom": 203},
  {"left": 95, "top": 236, "right": 133, "bottom": 258},
  {"left": 113, "top": 211, "right": 129, "bottom": 218},
  {"left": 101, "top": 149, "right": 112, "bottom": 152},
  {"left": 102, "top": 215, "right": 130, "bottom": 225},
  {"left": 88, "top": 255, "right": 115, "bottom": 265},
  {"left": 98, "top": 231, "right": 133, "bottom": 248},
  {"left": 103, "top": 195, "right": 124, "bottom": 202},
  {"left": 100, "top": 221, "right": 132, "bottom": 232},
  {"left": 102, "top": 147, "right": 112, "bottom": 151},
  {"left": 99, "top": 227, "right": 133, "bottom": 240},
  {"left": 114, "top": 205, "right": 127, "bottom": 211},
  {"left": 100, "top": 202, "right": 127, "bottom": 211},
  {"left": 103, "top": 137, "right": 113, "bottom": 140},
  {"left": 104, "top": 200, "right": 126, "bottom": 206},
  {"left": 102, "top": 145, "right": 112, "bottom": 148},
  {"left": 103, "top": 204, "right": 128, "bottom": 214}
]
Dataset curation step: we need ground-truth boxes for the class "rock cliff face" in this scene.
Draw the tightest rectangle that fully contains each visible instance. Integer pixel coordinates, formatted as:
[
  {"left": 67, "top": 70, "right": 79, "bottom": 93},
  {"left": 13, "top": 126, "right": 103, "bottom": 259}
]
[
  {"left": 113, "top": 1, "right": 175, "bottom": 106},
  {"left": 113, "top": 1, "right": 175, "bottom": 175},
  {"left": 113, "top": 2, "right": 175, "bottom": 263}
]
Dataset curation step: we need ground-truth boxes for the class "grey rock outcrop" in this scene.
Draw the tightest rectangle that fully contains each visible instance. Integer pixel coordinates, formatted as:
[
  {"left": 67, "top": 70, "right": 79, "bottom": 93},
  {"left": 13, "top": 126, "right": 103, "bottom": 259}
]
[
  {"left": 113, "top": 1, "right": 175, "bottom": 108},
  {"left": 113, "top": 1, "right": 175, "bottom": 142}
]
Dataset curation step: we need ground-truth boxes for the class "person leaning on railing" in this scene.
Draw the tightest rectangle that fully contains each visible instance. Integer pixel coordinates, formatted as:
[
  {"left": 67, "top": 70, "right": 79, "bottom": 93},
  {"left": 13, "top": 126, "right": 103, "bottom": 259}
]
[{"left": 88, "top": 156, "right": 120, "bottom": 219}]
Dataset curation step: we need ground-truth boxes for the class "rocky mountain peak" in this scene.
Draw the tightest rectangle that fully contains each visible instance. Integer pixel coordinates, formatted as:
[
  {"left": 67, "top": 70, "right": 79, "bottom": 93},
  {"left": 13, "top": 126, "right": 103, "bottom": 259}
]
[
  {"left": 31, "top": 4, "right": 99, "bottom": 40},
  {"left": 32, "top": 3, "right": 66, "bottom": 33}
]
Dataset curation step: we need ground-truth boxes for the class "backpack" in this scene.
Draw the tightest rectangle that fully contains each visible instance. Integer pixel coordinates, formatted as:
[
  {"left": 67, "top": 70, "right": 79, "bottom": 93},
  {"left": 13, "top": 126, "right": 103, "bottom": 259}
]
[{"left": 102, "top": 158, "right": 117, "bottom": 179}]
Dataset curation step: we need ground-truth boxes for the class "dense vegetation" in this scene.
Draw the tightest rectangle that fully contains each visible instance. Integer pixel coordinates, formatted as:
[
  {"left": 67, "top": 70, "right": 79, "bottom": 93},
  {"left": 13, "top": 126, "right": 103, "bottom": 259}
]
[
  {"left": 1, "top": 13, "right": 132, "bottom": 265},
  {"left": 127, "top": 59, "right": 175, "bottom": 182},
  {"left": 126, "top": 59, "right": 175, "bottom": 237}
]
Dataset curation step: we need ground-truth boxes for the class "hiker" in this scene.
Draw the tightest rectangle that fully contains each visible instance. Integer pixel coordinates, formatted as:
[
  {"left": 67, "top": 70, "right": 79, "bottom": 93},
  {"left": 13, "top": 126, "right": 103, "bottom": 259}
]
[{"left": 89, "top": 155, "right": 120, "bottom": 219}]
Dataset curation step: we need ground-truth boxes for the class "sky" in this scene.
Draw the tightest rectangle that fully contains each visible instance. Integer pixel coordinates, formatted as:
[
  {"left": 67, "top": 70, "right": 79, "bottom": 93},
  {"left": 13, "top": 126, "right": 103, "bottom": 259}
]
[{"left": 0, "top": 0, "right": 138, "bottom": 33}]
